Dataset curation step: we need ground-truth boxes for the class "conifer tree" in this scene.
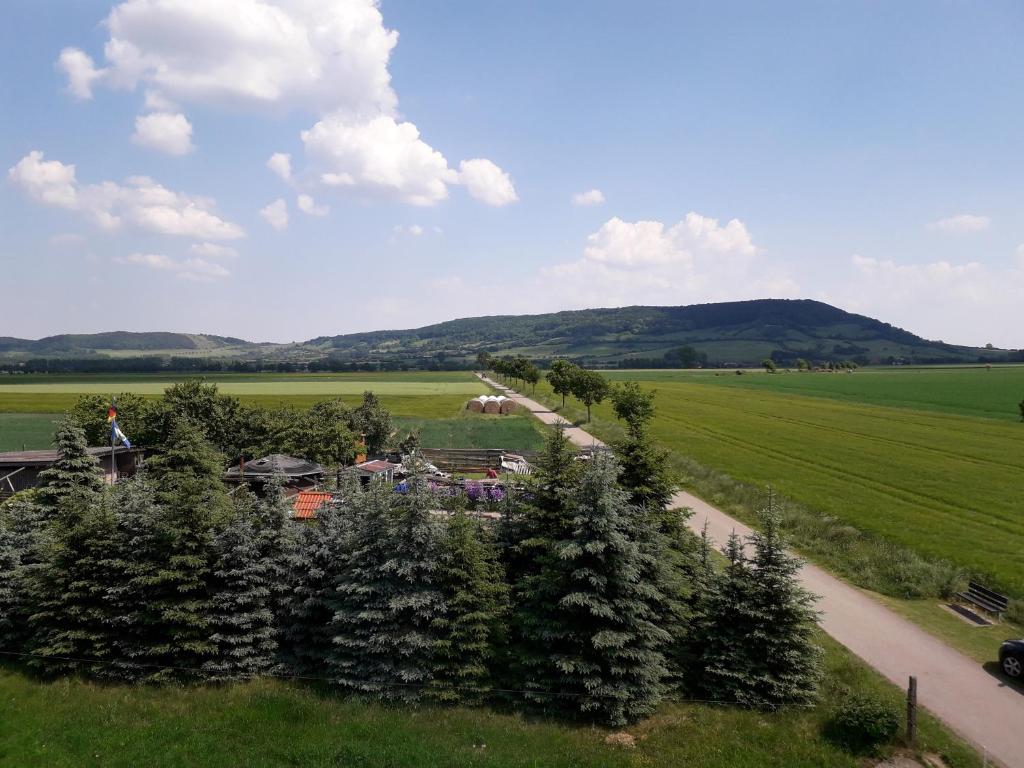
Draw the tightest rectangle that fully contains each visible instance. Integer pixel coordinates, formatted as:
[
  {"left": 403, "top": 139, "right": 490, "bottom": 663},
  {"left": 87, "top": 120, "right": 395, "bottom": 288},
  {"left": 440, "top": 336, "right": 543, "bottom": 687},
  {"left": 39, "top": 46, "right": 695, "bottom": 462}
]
[
  {"left": 27, "top": 496, "right": 118, "bottom": 677},
  {"left": 36, "top": 418, "right": 105, "bottom": 521},
  {"left": 432, "top": 510, "right": 508, "bottom": 703},
  {"left": 252, "top": 477, "right": 298, "bottom": 661},
  {"left": 328, "top": 479, "right": 446, "bottom": 700},
  {"left": 0, "top": 498, "right": 47, "bottom": 653},
  {"left": 517, "top": 452, "right": 674, "bottom": 726},
  {"left": 203, "top": 504, "right": 276, "bottom": 681}
]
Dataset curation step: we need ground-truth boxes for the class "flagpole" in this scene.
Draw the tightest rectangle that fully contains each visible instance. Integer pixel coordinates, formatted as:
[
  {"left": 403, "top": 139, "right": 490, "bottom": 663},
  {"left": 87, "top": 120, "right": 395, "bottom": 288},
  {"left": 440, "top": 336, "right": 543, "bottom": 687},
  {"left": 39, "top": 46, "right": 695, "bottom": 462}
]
[{"left": 110, "top": 397, "right": 116, "bottom": 484}]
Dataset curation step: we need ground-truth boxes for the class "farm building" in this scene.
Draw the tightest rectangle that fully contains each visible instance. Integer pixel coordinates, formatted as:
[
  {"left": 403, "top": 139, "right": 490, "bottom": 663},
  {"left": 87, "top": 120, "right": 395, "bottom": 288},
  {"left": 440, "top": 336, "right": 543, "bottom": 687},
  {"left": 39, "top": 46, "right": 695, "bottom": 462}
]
[
  {"left": 354, "top": 459, "right": 400, "bottom": 483},
  {"left": 0, "top": 446, "right": 145, "bottom": 501},
  {"left": 224, "top": 454, "right": 325, "bottom": 495}
]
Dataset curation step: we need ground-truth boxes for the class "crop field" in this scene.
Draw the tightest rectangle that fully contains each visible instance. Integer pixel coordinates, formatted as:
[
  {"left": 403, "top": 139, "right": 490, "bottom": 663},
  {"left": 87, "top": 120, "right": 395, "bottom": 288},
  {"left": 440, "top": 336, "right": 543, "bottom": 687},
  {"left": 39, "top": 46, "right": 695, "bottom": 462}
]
[
  {"left": 0, "top": 413, "right": 60, "bottom": 451},
  {"left": 0, "top": 635, "right": 983, "bottom": 768},
  {"left": 394, "top": 414, "right": 546, "bottom": 451},
  {"left": 532, "top": 369, "right": 1024, "bottom": 594}
]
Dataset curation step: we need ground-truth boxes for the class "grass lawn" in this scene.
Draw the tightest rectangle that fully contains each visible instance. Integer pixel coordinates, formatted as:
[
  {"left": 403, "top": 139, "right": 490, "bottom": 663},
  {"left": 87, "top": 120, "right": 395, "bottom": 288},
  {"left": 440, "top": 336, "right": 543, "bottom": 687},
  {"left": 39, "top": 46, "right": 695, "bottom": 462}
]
[
  {"left": 0, "top": 636, "right": 982, "bottom": 768},
  {"left": 524, "top": 376, "right": 1024, "bottom": 595},
  {"left": 0, "top": 413, "right": 59, "bottom": 451},
  {"left": 394, "top": 414, "right": 546, "bottom": 451}
]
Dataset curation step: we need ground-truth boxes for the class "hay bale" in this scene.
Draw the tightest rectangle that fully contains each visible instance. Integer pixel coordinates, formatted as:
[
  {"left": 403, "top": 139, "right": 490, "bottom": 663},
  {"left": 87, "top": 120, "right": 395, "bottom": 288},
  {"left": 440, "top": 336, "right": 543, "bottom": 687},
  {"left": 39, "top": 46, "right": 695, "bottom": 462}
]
[
  {"left": 499, "top": 399, "right": 518, "bottom": 415},
  {"left": 466, "top": 399, "right": 484, "bottom": 413},
  {"left": 483, "top": 399, "right": 501, "bottom": 414}
]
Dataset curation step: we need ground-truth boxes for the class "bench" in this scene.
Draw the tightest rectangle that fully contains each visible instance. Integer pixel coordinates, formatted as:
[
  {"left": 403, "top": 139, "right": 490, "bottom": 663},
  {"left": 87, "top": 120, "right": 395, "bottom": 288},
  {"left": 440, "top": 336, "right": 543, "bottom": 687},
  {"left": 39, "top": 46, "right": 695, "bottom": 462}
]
[{"left": 957, "top": 581, "right": 1009, "bottom": 618}]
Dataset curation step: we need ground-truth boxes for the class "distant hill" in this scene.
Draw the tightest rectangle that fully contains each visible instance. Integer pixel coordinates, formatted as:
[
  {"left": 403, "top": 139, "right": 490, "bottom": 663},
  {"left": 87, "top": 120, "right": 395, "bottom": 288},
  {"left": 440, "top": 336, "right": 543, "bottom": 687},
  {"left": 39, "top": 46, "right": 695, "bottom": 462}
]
[
  {"left": 307, "top": 299, "right": 1007, "bottom": 366},
  {"left": 2, "top": 300, "right": 1015, "bottom": 369}
]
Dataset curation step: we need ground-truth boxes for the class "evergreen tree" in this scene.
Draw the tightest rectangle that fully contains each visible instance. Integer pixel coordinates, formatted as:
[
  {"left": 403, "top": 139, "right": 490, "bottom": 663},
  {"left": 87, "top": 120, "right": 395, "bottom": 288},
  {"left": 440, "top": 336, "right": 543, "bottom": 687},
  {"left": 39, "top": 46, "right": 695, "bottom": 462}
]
[
  {"left": 110, "top": 422, "right": 228, "bottom": 681},
  {"left": 432, "top": 510, "right": 508, "bottom": 703},
  {"left": 0, "top": 498, "right": 48, "bottom": 654},
  {"left": 612, "top": 429, "right": 675, "bottom": 512},
  {"left": 203, "top": 504, "right": 276, "bottom": 681},
  {"left": 26, "top": 496, "right": 118, "bottom": 677},
  {"left": 36, "top": 418, "right": 105, "bottom": 520},
  {"left": 252, "top": 477, "right": 298, "bottom": 663},
  {"left": 745, "top": 506, "right": 822, "bottom": 707},
  {"left": 516, "top": 452, "right": 673, "bottom": 726},
  {"left": 676, "top": 520, "right": 718, "bottom": 691},
  {"left": 328, "top": 479, "right": 446, "bottom": 701}
]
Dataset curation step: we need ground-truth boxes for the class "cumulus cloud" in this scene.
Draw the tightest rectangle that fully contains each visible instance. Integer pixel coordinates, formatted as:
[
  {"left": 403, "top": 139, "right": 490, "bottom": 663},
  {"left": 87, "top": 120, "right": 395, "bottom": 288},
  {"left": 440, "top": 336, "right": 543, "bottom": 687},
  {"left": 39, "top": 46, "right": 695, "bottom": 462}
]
[
  {"left": 572, "top": 188, "right": 605, "bottom": 206},
  {"left": 132, "top": 112, "right": 194, "bottom": 155},
  {"left": 296, "top": 193, "right": 329, "bottom": 216},
  {"left": 266, "top": 152, "right": 292, "bottom": 182},
  {"left": 929, "top": 213, "right": 991, "bottom": 233},
  {"left": 115, "top": 252, "right": 230, "bottom": 282},
  {"left": 59, "top": 0, "right": 515, "bottom": 208},
  {"left": 458, "top": 159, "right": 518, "bottom": 207},
  {"left": 8, "top": 150, "right": 243, "bottom": 239},
  {"left": 303, "top": 114, "right": 457, "bottom": 206},
  {"left": 260, "top": 198, "right": 288, "bottom": 231},
  {"left": 541, "top": 212, "right": 790, "bottom": 309},
  {"left": 190, "top": 242, "right": 238, "bottom": 259},
  {"left": 56, "top": 48, "right": 103, "bottom": 100}
]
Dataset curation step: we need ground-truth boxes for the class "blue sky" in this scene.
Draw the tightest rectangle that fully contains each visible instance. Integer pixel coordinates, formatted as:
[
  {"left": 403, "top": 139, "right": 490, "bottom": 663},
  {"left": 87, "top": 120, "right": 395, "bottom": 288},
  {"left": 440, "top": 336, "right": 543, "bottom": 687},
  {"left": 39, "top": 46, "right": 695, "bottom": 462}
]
[{"left": 2, "top": 0, "right": 1022, "bottom": 346}]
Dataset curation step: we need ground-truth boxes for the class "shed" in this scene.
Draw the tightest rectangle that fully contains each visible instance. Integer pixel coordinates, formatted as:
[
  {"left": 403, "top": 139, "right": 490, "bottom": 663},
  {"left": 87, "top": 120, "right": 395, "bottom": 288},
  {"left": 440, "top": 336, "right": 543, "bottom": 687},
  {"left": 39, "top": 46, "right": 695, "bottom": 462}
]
[
  {"left": 292, "top": 490, "right": 333, "bottom": 520},
  {"left": 354, "top": 459, "right": 400, "bottom": 483},
  {"left": 0, "top": 446, "right": 144, "bottom": 501},
  {"left": 224, "top": 454, "right": 325, "bottom": 494}
]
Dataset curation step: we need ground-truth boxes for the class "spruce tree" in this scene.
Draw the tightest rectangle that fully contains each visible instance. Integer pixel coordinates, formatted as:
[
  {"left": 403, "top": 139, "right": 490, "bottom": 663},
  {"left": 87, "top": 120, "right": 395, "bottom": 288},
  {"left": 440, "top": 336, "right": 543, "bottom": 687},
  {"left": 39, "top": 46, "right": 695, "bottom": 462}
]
[
  {"left": 203, "top": 504, "right": 276, "bottom": 682},
  {"left": 252, "top": 477, "right": 298, "bottom": 664},
  {"left": 112, "top": 422, "right": 228, "bottom": 681},
  {"left": 26, "top": 496, "right": 118, "bottom": 677},
  {"left": 432, "top": 510, "right": 508, "bottom": 703},
  {"left": 0, "top": 498, "right": 47, "bottom": 653},
  {"left": 328, "top": 478, "right": 446, "bottom": 701},
  {"left": 745, "top": 507, "right": 822, "bottom": 707},
  {"left": 516, "top": 452, "right": 673, "bottom": 726},
  {"left": 36, "top": 418, "right": 105, "bottom": 521}
]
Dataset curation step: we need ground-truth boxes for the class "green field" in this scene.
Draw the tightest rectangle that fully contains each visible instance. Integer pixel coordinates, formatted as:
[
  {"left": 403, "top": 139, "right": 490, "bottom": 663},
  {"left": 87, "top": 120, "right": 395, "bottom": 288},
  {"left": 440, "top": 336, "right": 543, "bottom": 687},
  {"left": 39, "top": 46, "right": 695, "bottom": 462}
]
[
  {"left": 0, "top": 413, "right": 59, "bottom": 451},
  {"left": 0, "top": 635, "right": 982, "bottom": 768},
  {"left": 530, "top": 369, "right": 1024, "bottom": 594},
  {"left": 394, "top": 414, "right": 546, "bottom": 451}
]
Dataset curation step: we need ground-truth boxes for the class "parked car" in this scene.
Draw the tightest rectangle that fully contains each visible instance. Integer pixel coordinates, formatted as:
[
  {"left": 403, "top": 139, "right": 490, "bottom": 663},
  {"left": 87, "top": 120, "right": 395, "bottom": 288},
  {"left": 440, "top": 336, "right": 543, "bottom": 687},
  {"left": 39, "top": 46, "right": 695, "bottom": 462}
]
[{"left": 1000, "top": 639, "right": 1024, "bottom": 678}]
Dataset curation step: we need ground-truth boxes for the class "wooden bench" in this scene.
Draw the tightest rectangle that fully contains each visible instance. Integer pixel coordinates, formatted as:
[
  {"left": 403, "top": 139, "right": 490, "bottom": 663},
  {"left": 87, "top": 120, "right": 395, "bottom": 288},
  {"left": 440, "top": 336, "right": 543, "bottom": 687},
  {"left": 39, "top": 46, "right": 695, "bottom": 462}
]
[{"left": 957, "top": 581, "right": 1009, "bottom": 618}]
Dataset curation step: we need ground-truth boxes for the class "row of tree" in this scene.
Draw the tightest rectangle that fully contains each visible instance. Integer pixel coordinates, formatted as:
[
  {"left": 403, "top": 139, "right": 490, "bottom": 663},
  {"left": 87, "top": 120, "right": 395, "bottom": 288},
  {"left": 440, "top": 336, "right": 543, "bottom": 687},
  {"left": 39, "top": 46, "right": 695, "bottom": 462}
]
[
  {"left": 70, "top": 381, "right": 396, "bottom": 465},
  {"left": 0, "top": 397, "right": 821, "bottom": 727}
]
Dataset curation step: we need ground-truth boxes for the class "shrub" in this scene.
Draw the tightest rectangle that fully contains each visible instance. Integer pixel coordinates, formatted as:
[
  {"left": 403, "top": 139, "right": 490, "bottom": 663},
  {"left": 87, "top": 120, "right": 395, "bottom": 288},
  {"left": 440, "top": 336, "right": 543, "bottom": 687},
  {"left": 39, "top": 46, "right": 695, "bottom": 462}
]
[
  {"left": 824, "top": 693, "right": 900, "bottom": 753},
  {"left": 1006, "top": 599, "right": 1024, "bottom": 626}
]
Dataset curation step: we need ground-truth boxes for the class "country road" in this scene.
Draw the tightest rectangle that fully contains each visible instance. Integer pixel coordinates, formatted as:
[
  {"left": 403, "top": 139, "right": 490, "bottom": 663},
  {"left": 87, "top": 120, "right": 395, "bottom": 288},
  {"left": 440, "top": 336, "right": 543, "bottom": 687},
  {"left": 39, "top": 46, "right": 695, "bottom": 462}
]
[{"left": 479, "top": 374, "right": 1024, "bottom": 768}]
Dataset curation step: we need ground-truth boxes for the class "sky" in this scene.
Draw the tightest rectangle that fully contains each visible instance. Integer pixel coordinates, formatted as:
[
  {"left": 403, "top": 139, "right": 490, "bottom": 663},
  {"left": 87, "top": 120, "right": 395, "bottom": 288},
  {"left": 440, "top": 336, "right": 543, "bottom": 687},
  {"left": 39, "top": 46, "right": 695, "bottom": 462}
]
[{"left": 2, "top": 0, "right": 1022, "bottom": 347}]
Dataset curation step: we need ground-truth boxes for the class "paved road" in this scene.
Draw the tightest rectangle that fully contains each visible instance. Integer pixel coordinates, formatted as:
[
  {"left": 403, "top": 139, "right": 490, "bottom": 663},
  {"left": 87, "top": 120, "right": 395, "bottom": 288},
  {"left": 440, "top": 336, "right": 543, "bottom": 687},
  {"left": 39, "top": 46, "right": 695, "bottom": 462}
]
[{"left": 480, "top": 374, "right": 1024, "bottom": 768}]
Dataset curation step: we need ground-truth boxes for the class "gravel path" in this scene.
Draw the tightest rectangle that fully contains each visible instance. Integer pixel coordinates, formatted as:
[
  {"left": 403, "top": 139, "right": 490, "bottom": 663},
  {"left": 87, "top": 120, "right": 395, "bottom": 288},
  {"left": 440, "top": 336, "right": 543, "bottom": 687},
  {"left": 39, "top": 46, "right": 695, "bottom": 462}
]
[{"left": 480, "top": 374, "right": 1024, "bottom": 767}]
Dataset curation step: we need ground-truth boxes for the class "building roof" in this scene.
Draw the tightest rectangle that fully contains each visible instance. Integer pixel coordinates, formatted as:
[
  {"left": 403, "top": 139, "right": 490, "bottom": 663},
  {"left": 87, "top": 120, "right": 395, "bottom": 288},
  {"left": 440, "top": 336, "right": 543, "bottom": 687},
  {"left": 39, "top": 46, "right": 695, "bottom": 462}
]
[
  {"left": 355, "top": 459, "right": 399, "bottom": 474},
  {"left": 0, "top": 446, "right": 138, "bottom": 467},
  {"left": 224, "top": 454, "right": 325, "bottom": 481},
  {"left": 292, "top": 490, "right": 333, "bottom": 520}
]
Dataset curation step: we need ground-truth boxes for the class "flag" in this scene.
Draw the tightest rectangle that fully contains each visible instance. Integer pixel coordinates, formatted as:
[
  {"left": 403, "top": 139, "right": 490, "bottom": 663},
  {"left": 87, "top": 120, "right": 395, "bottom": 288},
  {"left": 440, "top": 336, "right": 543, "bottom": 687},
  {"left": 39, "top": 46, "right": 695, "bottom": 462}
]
[
  {"left": 107, "top": 403, "right": 117, "bottom": 423},
  {"left": 111, "top": 419, "right": 131, "bottom": 449}
]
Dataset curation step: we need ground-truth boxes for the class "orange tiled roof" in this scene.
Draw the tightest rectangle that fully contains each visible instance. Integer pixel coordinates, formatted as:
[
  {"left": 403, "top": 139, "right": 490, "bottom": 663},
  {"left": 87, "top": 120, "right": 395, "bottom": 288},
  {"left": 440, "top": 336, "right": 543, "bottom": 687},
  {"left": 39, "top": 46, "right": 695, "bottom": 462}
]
[{"left": 292, "top": 490, "right": 332, "bottom": 520}]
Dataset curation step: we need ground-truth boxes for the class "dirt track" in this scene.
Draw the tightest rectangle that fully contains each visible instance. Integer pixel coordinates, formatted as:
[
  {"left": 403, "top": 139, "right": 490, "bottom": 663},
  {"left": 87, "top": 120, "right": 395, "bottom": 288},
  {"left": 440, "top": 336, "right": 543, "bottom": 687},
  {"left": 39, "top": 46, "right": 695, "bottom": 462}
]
[{"left": 480, "top": 374, "right": 1024, "bottom": 768}]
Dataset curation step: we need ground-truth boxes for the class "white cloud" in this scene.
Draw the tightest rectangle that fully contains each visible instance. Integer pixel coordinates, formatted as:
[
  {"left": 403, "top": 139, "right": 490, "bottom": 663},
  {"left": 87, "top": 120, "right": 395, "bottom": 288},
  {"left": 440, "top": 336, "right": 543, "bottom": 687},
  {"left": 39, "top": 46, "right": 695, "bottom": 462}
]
[
  {"left": 296, "top": 193, "right": 329, "bottom": 216},
  {"left": 260, "top": 198, "right": 288, "bottom": 231},
  {"left": 132, "top": 112, "right": 194, "bottom": 155},
  {"left": 59, "top": 1, "right": 514, "bottom": 208},
  {"left": 56, "top": 48, "right": 103, "bottom": 100},
  {"left": 143, "top": 90, "right": 177, "bottom": 111},
  {"left": 540, "top": 212, "right": 788, "bottom": 310},
  {"left": 458, "top": 159, "right": 518, "bottom": 207},
  {"left": 267, "top": 152, "right": 292, "bottom": 182},
  {"left": 929, "top": 213, "right": 991, "bottom": 233},
  {"left": 303, "top": 114, "right": 457, "bottom": 206},
  {"left": 572, "top": 188, "right": 605, "bottom": 206},
  {"left": 190, "top": 242, "right": 238, "bottom": 259},
  {"left": 8, "top": 150, "right": 243, "bottom": 240},
  {"left": 116, "top": 252, "right": 230, "bottom": 282}
]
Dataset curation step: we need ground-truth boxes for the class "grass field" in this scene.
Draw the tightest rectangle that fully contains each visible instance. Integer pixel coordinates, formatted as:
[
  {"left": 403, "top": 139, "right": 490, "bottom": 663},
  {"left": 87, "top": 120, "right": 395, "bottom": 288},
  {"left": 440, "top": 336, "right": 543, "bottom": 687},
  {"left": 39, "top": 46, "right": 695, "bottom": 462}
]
[
  {"left": 0, "top": 413, "right": 60, "bottom": 451},
  {"left": 0, "top": 636, "right": 982, "bottom": 768},
  {"left": 394, "top": 414, "right": 546, "bottom": 451},
  {"left": 604, "top": 365, "right": 1024, "bottom": 422},
  {"left": 529, "top": 371, "right": 1024, "bottom": 595}
]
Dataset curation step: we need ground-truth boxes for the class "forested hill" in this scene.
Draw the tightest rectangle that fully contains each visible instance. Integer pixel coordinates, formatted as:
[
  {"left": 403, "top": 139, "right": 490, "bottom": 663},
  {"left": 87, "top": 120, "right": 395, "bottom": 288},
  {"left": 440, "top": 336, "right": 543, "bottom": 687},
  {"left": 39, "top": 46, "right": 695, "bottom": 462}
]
[
  {"left": 307, "top": 299, "right": 1005, "bottom": 366},
  {"left": 2, "top": 300, "right": 1013, "bottom": 368},
  {"left": 0, "top": 332, "right": 250, "bottom": 355}
]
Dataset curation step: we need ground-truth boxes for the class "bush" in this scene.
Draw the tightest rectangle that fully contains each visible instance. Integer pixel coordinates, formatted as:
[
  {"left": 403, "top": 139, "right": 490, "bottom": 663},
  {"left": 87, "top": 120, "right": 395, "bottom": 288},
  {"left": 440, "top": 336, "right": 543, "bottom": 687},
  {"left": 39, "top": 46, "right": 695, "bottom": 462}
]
[
  {"left": 1006, "top": 599, "right": 1024, "bottom": 626},
  {"left": 824, "top": 693, "right": 900, "bottom": 753}
]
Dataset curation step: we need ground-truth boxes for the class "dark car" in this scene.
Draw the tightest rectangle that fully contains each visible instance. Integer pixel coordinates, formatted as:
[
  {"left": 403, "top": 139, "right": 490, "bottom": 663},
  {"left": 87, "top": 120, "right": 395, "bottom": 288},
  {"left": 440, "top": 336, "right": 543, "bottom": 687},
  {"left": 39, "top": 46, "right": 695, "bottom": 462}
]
[{"left": 1000, "top": 639, "right": 1024, "bottom": 678}]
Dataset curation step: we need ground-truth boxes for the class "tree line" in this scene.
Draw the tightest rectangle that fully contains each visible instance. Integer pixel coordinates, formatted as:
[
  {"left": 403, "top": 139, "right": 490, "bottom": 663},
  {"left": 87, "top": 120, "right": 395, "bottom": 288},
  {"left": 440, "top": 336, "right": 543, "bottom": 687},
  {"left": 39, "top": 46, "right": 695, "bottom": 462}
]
[{"left": 0, "top": 391, "right": 821, "bottom": 727}]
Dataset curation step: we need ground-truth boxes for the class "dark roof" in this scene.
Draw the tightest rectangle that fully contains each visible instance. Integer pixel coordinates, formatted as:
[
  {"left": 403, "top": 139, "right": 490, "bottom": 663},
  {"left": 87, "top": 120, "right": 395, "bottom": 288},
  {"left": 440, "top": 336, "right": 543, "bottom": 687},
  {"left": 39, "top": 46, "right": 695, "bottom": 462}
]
[
  {"left": 0, "top": 446, "right": 138, "bottom": 467},
  {"left": 225, "top": 454, "right": 325, "bottom": 480}
]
